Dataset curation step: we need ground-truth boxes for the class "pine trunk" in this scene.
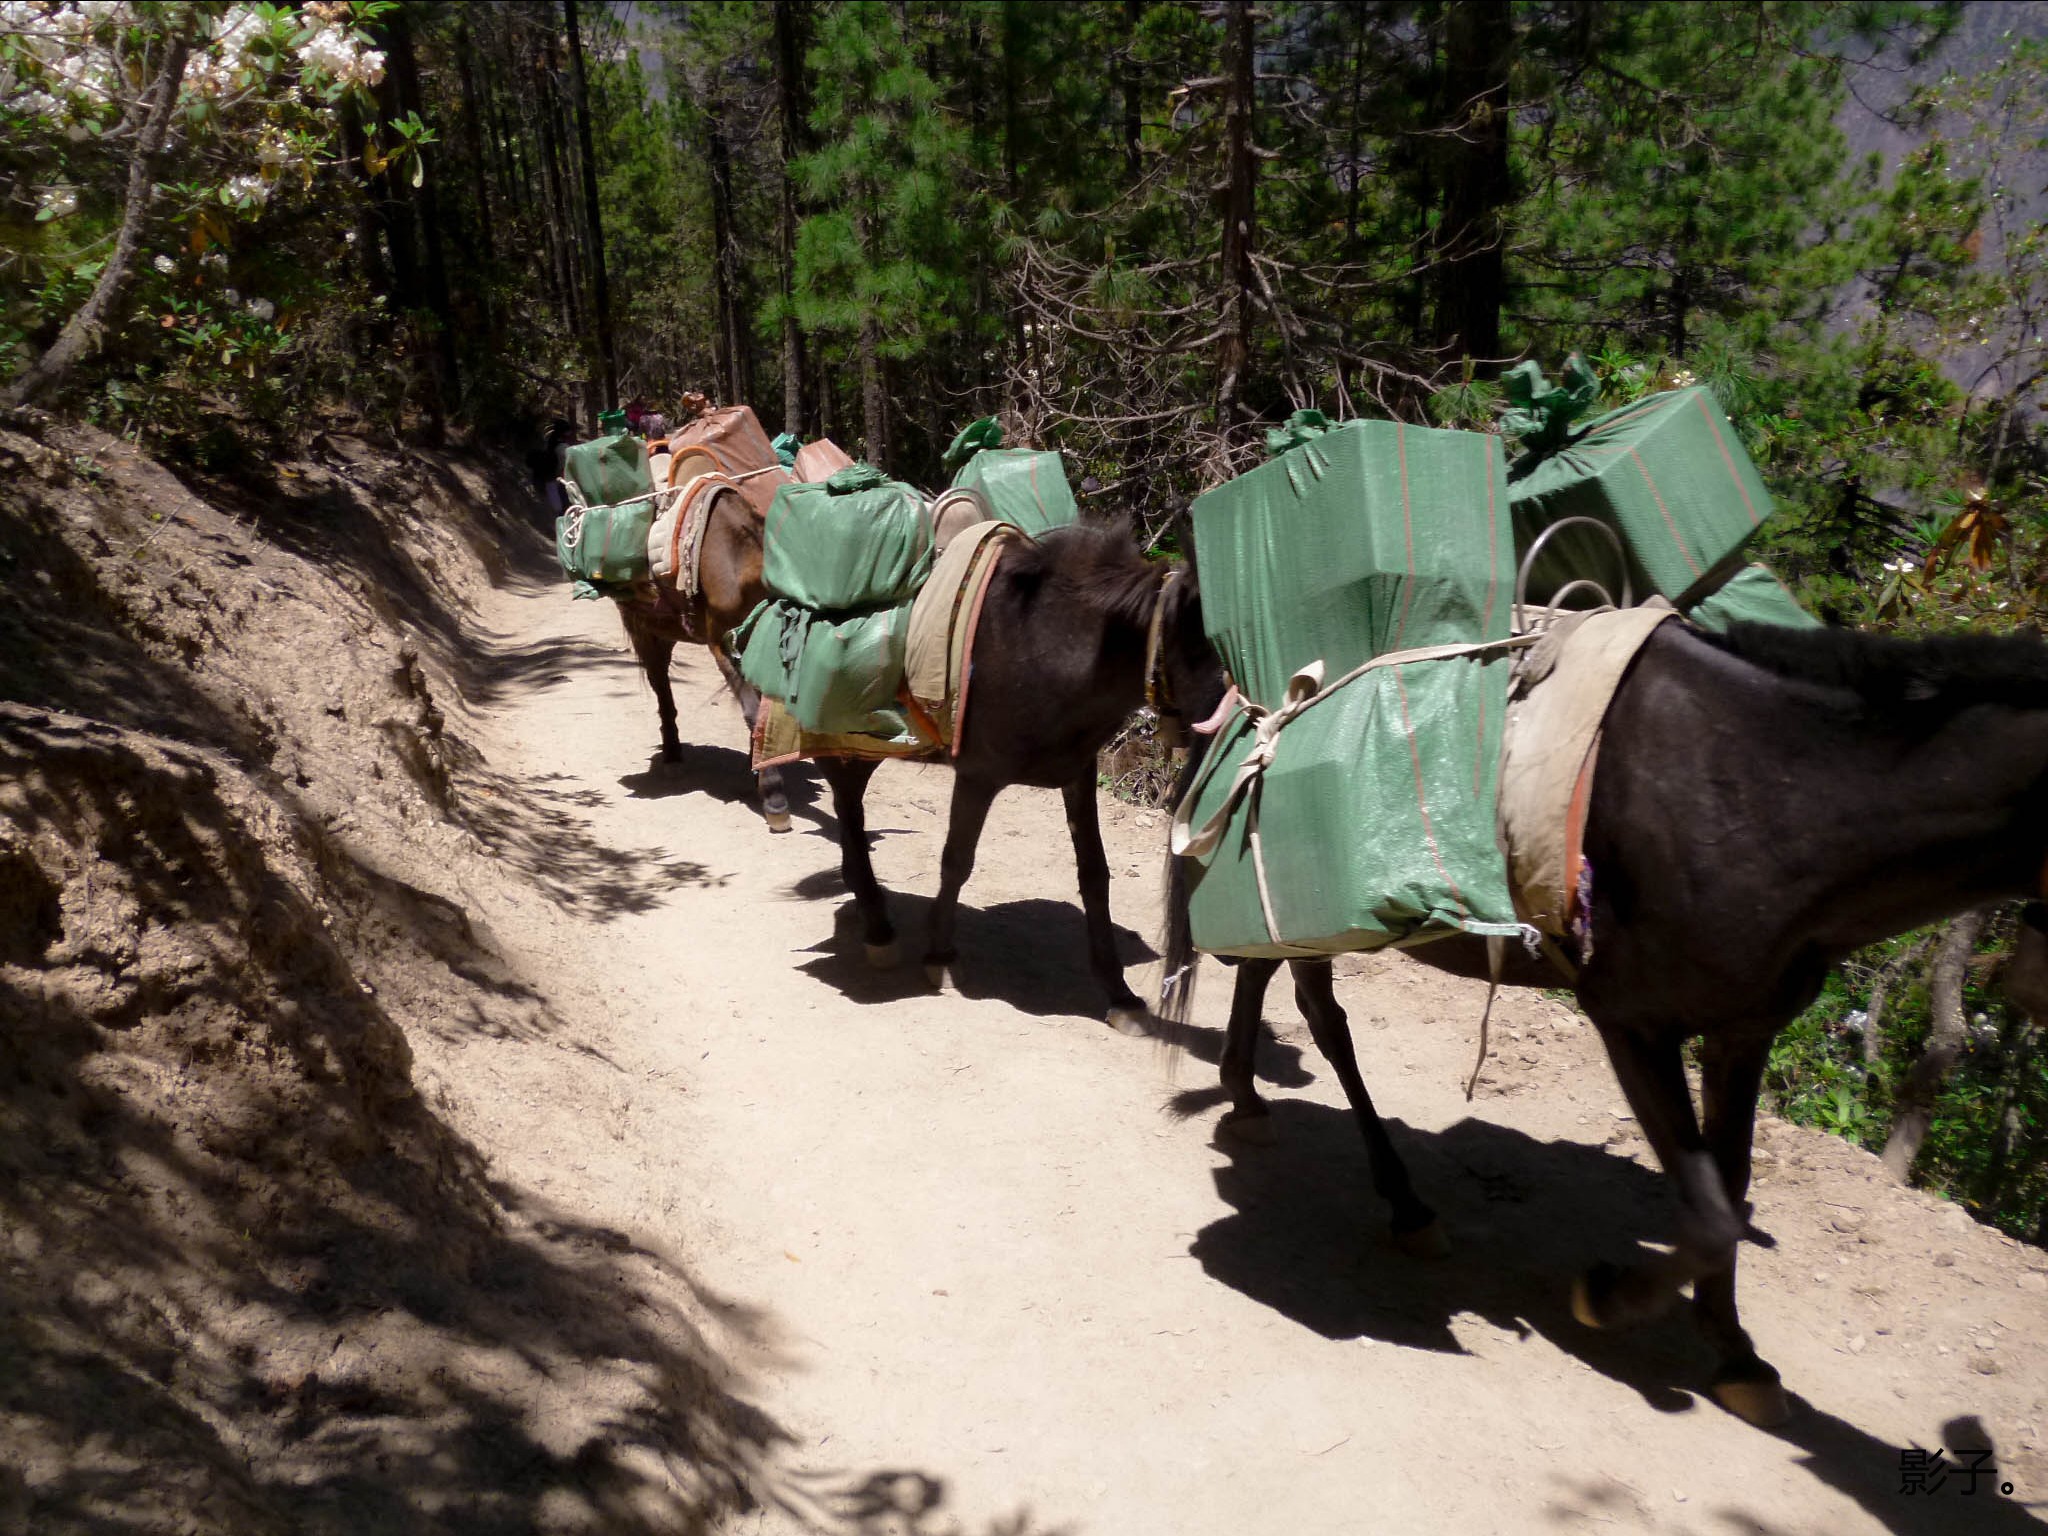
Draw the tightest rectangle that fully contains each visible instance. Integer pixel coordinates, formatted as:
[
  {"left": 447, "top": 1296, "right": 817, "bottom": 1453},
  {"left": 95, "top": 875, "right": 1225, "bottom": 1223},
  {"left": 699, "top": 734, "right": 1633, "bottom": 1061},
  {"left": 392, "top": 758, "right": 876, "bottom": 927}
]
[
  {"left": 706, "top": 107, "right": 752, "bottom": 407},
  {"left": 1433, "top": 0, "right": 1512, "bottom": 375},
  {"left": 773, "top": 0, "right": 810, "bottom": 436},
  {"left": 1212, "top": 0, "right": 1257, "bottom": 439},
  {"left": 564, "top": 0, "right": 617, "bottom": 405},
  {"left": 389, "top": 6, "right": 457, "bottom": 435}
]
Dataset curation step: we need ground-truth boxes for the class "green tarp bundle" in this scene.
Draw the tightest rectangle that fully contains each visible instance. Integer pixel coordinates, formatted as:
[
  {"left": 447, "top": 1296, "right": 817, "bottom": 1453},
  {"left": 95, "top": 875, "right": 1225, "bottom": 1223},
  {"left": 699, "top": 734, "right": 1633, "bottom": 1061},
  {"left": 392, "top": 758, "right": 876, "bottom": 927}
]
[
  {"left": 1683, "top": 561, "right": 1818, "bottom": 633},
  {"left": 732, "top": 598, "right": 920, "bottom": 741},
  {"left": 564, "top": 432, "right": 652, "bottom": 508},
  {"left": 556, "top": 431, "right": 657, "bottom": 598},
  {"left": 556, "top": 501, "right": 654, "bottom": 596},
  {"left": 734, "top": 468, "right": 934, "bottom": 741},
  {"left": 1507, "top": 383, "right": 1774, "bottom": 609},
  {"left": 760, "top": 472, "right": 934, "bottom": 611},
  {"left": 950, "top": 448, "right": 1081, "bottom": 538},
  {"left": 1180, "top": 420, "right": 1525, "bottom": 957}
]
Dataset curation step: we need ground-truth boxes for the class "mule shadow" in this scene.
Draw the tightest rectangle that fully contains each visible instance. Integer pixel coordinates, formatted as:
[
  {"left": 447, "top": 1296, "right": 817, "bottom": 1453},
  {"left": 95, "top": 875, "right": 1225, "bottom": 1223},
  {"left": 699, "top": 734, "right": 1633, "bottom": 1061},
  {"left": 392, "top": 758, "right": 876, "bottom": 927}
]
[
  {"left": 621, "top": 747, "right": 826, "bottom": 829},
  {"left": 790, "top": 886, "right": 1157, "bottom": 1023},
  {"left": 1192, "top": 1102, "right": 2047, "bottom": 1535}
]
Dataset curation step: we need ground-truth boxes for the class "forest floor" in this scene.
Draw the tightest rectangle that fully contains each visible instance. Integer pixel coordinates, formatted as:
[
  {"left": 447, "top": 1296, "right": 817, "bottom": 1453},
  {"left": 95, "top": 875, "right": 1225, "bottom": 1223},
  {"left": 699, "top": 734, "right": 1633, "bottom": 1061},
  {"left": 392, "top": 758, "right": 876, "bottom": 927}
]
[{"left": 3, "top": 422, "right": 2047, "bottom": 1534}]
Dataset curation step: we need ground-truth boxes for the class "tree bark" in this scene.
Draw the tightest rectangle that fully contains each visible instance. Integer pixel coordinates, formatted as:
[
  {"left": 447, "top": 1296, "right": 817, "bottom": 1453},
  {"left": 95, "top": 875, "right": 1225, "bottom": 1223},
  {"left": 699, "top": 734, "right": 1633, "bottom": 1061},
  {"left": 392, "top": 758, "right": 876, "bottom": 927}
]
[
  {"left": 1432, "top": 0, "right": 1512, "bottom": 376},
  {"left": 1212, "top": 0, "right": 1256, "bottom": 440},
  {"left": 564, "top": 0, "right": 617, "bottom": 405},
  {"left": 1882, "top": 909, "right": 1989, "bottom": 1181},
  {"left": 706, "top": 105, "right": 752, "bottom": 407},
  {"left": 856, "top": 206, "right": 888, "bottom": 465},
  {"left": 773, "top": 0, "right": 810, "bottom": 436},
  {"left": 5, "top": 30, "right": 192, "bottom": 407}
]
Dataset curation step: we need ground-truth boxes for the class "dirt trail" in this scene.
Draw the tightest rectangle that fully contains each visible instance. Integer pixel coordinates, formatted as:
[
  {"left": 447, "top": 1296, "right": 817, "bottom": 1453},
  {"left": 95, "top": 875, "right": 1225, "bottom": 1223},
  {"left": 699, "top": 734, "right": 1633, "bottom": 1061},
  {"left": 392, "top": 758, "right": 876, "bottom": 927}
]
[{"left": 433, "top": 563, "right": 2048, "bottom": 1536}]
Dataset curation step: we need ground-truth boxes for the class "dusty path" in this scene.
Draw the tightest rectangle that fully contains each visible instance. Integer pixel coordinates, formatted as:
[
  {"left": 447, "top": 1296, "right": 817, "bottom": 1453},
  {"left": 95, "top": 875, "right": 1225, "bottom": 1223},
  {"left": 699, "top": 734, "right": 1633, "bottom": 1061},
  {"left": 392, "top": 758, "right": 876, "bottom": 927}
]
[{"left": 430, "top": 567, "right": 2048, "bottom": 1535}]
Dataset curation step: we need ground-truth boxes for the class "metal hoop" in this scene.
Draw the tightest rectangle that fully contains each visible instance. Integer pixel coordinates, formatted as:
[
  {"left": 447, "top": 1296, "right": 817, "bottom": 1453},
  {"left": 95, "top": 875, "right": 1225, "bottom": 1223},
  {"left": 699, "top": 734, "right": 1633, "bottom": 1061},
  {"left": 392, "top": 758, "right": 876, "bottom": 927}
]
[{"left": 1513, "top": 516, "right": 1633, "bottom": 634}]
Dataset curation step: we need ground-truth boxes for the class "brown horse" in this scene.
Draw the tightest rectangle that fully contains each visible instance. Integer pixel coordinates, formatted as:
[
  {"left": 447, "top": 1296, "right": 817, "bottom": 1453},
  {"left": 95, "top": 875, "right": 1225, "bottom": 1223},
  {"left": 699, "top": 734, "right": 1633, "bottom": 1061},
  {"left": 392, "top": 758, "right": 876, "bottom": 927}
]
[
  {"left": 616, "top": 469, "right": 793, "bottom": 829},
  {"left": 619, "top": 467, "right": 996, "bottom": 832},
  {"left": 823, "top": 520, "right": 1225, "bottom": 1029},
  {"left": 1161, "top": 616, "right": 2048, "bottom": 1426}
]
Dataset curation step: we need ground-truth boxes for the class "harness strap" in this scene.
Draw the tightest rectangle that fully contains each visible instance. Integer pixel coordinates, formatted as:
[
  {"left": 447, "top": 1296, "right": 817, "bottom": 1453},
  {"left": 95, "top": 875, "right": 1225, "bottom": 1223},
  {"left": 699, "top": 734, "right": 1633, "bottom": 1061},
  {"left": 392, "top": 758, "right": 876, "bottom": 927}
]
[{"left": 1144, "top": 569, "right": 1185, "bottom": 741}]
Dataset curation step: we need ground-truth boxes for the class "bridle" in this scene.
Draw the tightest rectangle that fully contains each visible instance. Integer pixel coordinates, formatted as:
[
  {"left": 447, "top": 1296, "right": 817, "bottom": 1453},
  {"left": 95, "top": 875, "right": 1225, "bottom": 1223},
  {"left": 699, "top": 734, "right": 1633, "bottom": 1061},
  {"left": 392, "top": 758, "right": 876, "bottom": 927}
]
[{"left": 1144, "top": 567, "right": 1188, "bottom": 748}]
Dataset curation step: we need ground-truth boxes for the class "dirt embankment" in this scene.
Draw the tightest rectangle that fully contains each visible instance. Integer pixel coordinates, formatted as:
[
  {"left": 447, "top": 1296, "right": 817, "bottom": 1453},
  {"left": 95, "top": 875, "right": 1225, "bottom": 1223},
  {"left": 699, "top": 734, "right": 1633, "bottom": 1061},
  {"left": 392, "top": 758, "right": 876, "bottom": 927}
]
[{"left": 0, "top": 415, "right": 779, "bottom": 1534}]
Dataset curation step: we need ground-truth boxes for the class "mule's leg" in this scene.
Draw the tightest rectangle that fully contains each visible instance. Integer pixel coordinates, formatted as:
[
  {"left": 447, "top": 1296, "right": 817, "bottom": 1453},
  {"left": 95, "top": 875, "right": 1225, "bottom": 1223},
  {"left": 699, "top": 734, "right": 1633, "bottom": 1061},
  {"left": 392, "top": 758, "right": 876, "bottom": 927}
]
[
  {"left": 1061, "top": 776, "right": 1148, "bottom": 1032},
  {"left": 1292, "top": 960, "right": 1447, "bottom": 1256},
  {"left": 923, "top": 775, "right": 997, "bottom": 992},
  {"left": 1217, "top": 957, "right": 1283, "bottom": 1144},
  {"left": 820, "top": 757, "right": 895, "bottom": 966},
  {"left": 630, "top": 624, "right": 682, "bottom": 763},
  {"left": 711, "top": 649, "right": 791, "bottom": 831},
  {"left": 1693, "top": 1030, "right": 1787, "bottom": 1426},
  {"left": 1573, "top": 1024, "right": 1747, "bottom": 1341}
]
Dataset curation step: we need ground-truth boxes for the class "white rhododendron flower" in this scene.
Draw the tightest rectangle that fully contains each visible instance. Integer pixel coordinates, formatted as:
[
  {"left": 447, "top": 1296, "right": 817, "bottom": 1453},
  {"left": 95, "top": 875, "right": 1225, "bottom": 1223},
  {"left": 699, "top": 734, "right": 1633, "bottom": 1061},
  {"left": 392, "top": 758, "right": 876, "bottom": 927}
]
[
  {"left": 39, "top": 187, "right": 78, "bottom": 218},
  {"left": 246, "top": 297, "right": 275, "bottom": 322},
  {"left": 153, "top": 254, "right": 175, "bottom": 274}
]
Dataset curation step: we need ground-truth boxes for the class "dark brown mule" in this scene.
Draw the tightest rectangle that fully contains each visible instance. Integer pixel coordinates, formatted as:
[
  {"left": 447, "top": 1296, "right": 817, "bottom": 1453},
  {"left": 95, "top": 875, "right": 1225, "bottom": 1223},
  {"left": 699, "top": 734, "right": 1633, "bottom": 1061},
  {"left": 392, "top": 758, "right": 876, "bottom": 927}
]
[
  {"left": 823, "top": 520, "right": 1226, "bottom": 1028},
  {"left": 616, "top": 474, "right": 792, "bottom": 831},
  {"left": 1162, "top": 616, "right": 2048, "bottom": 1426}
]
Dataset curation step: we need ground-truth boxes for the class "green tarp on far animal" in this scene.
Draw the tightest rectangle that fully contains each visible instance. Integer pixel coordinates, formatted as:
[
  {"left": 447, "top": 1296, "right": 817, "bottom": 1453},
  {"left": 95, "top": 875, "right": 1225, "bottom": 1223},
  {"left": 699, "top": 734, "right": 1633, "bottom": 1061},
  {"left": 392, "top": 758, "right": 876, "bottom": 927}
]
[
  {"left": 563, "top": 432, "right": 653, "bottom": 508},
  {"left": 556, "top": 501, "right": 653, "bottom": 597},
  {"left": 1181, "top": 419, "right": 1525, "bottom": 958}
]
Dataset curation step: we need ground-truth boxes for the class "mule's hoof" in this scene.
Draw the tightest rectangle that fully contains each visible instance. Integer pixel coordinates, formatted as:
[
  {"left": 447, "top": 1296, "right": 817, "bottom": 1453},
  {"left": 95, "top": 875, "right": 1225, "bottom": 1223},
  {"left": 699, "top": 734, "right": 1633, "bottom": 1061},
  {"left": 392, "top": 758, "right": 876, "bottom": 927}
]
[
  {"left": 763, "top": 808, "right": 793, "bottom": 834},
  {"left": 1219, "top": 1109, "right": 1276, "bottom": 1145},
  {"left": 924, "top": 963, "right": 954, "bottom": 991},
  {"left": 864, "top": 941, "right": 900, "bottom": 969},
  {"left": 1105, "top": 1004, "right": 1151, "bottom": 1038},
  {"left": 1392, "top": 1218, "right": 1452, "bottom": 1260},
  {"left": 1710, "top": 1369, "right": 1791, "bottom": 1429}
]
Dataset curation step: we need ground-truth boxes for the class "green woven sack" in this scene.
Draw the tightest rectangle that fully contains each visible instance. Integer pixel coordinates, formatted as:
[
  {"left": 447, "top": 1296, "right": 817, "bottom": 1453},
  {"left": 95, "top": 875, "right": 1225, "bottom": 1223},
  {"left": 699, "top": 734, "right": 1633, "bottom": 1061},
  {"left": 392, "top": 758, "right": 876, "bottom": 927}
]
[
  {"left": 761, "top": 477, "right": 933, "bottom": 612},
  {"left": 1509, "top": 386, "right": 1773, "bottom": 609},
  {"left": 556, "top": 500, "right": 653, "bottom": 594},
  {"left": 564, "top": 432, "right": 653, "bottom": 508},
  {"left": 950, "top": 448, "right": 1080, "bottom": 538},
  {"left": 732, "top": 596, "right": 917, "bottom": 739},
  {"left": 1683, "top": 562, "right": 1819, "bottom": 633},
  {"left": 1182, "top": 419, "right": 1522, "bottom": 957}
]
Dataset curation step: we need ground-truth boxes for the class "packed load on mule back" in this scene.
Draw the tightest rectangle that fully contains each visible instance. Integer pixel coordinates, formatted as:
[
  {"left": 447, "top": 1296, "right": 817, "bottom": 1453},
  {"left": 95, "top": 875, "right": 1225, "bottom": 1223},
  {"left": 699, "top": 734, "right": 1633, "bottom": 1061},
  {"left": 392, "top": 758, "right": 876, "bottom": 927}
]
[
  {"left": 732, "top": 419, "right": 1084, "bottom": 766},
  {"left": 1174, "top": 357, "right": 1816, "bottom": 961}
]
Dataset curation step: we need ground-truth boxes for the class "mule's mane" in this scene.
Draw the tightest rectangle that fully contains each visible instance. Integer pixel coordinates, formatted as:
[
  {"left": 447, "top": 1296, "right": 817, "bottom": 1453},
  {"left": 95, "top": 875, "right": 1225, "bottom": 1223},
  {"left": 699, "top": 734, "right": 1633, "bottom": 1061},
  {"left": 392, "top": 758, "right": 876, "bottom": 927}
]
[
  {"left": 1008, "top": 519, "right": 1168, "bottom": 629},
  {"left": 1709, "top": 620, "right": 2048, "bottom": 717}
]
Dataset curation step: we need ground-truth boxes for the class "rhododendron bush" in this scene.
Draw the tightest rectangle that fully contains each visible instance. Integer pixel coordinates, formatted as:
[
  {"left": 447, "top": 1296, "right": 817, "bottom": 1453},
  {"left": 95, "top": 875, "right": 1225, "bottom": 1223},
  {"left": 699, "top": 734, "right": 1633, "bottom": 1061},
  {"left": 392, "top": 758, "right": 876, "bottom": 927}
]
[{"left": 0, "top": 1, "right": 405, "bottom": 426}]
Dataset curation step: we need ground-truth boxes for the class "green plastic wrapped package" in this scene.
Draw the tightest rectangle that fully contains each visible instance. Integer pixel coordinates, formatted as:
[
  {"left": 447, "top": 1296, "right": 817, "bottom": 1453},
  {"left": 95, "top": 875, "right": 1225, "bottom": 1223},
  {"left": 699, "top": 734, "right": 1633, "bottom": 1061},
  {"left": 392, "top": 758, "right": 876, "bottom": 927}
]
[
  {"left": 949, "top": 448, "right": 1080, "bottom": 539},
  {"left": 1509, "top": 385, "right": 1774, "bottom": 608},
  {"left": 1683, "top": 562, "right": 1819, "bottom": 633},
  {"left": 762, "top": 476, "right": 933, "bottom": 612},
  {"left": 732, "top": 596, "right": 919, "bottom": 741},
  {"left": 564, "top": 432, "right": 653, "bottom": 508},
  {"left": 1180, "top": 419, "right": 1524, "bottom": 957},
  {"left": 556, "top": 500, "right": 653, "bottom": 597}
]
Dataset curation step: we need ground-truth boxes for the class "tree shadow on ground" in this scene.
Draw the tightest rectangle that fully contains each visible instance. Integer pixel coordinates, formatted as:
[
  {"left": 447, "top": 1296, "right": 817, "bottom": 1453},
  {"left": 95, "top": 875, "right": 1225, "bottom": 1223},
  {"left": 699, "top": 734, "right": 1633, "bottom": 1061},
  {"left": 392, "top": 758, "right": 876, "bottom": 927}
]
[{"left": 1192, "top": 1100, "right": 2046, "bottom": 1536}]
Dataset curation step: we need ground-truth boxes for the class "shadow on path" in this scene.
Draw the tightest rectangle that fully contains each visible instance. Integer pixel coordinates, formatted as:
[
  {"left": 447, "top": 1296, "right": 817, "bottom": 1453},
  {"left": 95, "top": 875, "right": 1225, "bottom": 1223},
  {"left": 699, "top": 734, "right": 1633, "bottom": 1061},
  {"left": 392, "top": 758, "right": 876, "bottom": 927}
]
[{"left": 1192, "top": 1100, "right": 2047, "bottom": 1536}]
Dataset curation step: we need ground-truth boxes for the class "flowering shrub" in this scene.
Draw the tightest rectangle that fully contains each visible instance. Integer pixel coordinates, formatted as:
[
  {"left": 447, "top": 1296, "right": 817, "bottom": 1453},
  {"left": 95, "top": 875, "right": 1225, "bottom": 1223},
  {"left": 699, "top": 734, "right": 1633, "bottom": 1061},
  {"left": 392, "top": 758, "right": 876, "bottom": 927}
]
[{"left": 0, "top": 2, "right": 400, "bottom": 429}]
